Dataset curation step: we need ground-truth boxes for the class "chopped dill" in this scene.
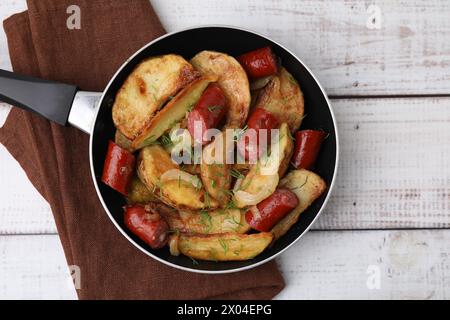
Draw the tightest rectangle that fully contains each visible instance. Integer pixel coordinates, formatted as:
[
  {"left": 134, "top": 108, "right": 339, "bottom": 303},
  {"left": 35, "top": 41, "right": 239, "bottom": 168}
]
[
  {"left": 160, "top": 133, "right": 173, "bottom": 148},
  {"left": 218, "top": 238, "right": 228, "bottom": 255},
  {"left": 190, "top": 256, "right": 199, "bottom": 265},
  {"left": 204, "top": 191, "right": 211, "bottom": 209},
  {"left": 168, "top": 229, "right": 180, "bottom": 236},
  {"left": 200, "top": 210, "right": 213, "bottom": 233},
  {"left": 287, "top": 73, "right": 298, "bottom": 85},
  {"left": 230, "top": 168, "right": 245, "bottom": 180},
  {"left": 225, "top": 199, "right": 238, "bottom": 210},
  {"left": 287, "top": 129, "right": 295, "bottom": 141},
  {"left": 195, "top": 178, "right": 203, "bottom": 190},
  {"left": 291, "top": 176, "right": 309, "bottom": 191},
  {"left": 187, "top": 103, "right": 195, "bottom": 112},
  {"left": 233, "top": 125, "right": 248, "bottom": 141},
  {"left": 207, "top": 105, "right": 221, "bottom": 112}
]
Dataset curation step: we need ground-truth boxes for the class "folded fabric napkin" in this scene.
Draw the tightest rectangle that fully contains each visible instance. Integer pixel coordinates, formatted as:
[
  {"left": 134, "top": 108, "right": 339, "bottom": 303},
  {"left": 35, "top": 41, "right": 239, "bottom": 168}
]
[{"left": 0, "top": 0, "right": 284, "bottom": 299}]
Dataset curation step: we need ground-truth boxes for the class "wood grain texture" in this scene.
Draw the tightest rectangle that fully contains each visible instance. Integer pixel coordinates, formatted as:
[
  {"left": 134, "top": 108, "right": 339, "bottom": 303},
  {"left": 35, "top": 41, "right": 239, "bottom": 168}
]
[
  {"left": 316, "top": 97, "right": 450, "bottom": 229},
  {"left": 1, "top": 230, "right": 449, "bottom": 299},
  {"left": 0, "top": 0, "right": 449, "bottom": 301},
  {"left": 150, "top": 0, "right": 450, "bottom": 96},
  {"left": 0, "top": 144, "right": 55, "bottom": 234},
  {"left": 1, "top": 97, "right": 449, "bottom": 234},
  {"left": 276, "top": 229, "right": 450, "bottom": 299},
  {"left": 0, "top": 235, "right": 77, "bottom": 299},
  {"left": 0, "top": 0, "right": 449, "bottom": 96}
]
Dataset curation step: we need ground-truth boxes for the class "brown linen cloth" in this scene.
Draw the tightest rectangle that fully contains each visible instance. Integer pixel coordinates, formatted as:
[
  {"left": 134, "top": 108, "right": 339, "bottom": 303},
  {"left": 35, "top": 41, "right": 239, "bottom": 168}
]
[{"left": 0, "top": 0, "right": 285, "bottom": 299}]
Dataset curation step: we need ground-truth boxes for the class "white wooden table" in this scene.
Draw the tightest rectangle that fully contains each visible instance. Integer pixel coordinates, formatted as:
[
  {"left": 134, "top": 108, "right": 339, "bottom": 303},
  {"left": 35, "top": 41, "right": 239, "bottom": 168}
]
[{"left": 1, "top": 0, "right": 450, "bottom": 300}]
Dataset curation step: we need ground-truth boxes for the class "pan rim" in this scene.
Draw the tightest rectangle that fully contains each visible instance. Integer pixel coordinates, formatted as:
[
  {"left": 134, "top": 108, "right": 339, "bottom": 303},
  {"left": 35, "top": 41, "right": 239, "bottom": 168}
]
[{"left": 89, "top": 24, "right": 340, "bottom": 274}]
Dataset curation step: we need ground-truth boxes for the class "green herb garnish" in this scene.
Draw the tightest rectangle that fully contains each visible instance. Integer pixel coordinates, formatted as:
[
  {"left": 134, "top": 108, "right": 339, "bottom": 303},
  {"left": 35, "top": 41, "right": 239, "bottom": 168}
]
[
  {"left": 230, "top": 168, "right": 245, "bottom": 180},
  {"left": 208, "top": 105, "right": 221, "bottom": 112},
  {"left": 290, "top": 176, "right": 309, "bottom": 191},
  {"left": 200, "top": 210, "right": 213, "bottom": 233},
  {"left": 190, "top": 256, "right": 199, "bottom": 265},
  {"left": 218, "top": 238, "right": 228, "bottom": 254}
]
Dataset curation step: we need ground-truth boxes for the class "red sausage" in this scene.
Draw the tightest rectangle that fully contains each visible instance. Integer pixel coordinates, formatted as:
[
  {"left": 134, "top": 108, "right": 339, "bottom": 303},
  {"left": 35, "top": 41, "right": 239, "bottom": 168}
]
[
  {"left": 237, "top": 108, "right": 279, "bottom": 161},
  {"left": 291, "top": 130, "right": 327, "bottom": 170},
  {"left": 101, "top": 140, "right": 135, "bottom": 195},
  {"left": 245, "top": 188, "right": 299, "bottom": 232},
  {"left": 237, "top": 46, "right": 278, "bottom": 78},
  {"left": 124, "top": 205, "right": 169, "bottom": 249},
  {"left": 188, "top": 84, "right": 227, "bottom": 145}
]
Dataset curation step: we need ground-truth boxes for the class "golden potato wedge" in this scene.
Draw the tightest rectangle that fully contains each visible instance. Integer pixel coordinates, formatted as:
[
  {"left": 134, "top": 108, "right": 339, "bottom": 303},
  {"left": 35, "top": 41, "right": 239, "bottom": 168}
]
[
  {"left": 190, "top": 51, "right": 251, "bottom": 128},
  {"left": 133, "top": 76, "right": 216, "bottom": 150},
  {"left": 126, "top": 176, "right": 160, "bottom": 204},
  {"left": 276, "top": 123, "right": 294, "bottom": 178},
  {"left": 271, "top": 169, "right": 327, "bottom": 240},
  {"left": 113, "top": 54, "right": 199, "bottom": 139},
  {"left": 137, "top": 145, "right": 218, "bottom": 210},
  {"left": 178, "top": 232, "right": 273, "bottom": 261},
  {"left": 115, "top": 130, "right": 135, "bottom": 153},
  {"left": 233, "top": 123, "right": 293, "bottom": 208},
  {"left": 161, "top": 208, "right": 250, "bottom": 234},
  {"left": 254, "top": 67, "right": 304, "bottom": 133},
  {"left": 200, "top": 132, "right": 233, "bottom": 207}
]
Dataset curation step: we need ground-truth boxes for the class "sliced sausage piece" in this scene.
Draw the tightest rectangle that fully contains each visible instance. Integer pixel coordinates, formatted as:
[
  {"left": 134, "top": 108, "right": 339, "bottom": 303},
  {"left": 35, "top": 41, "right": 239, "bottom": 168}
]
[
  {"left": 237, "top": 46, "right": 279, "bottom": 79},
  {"left": 187, "top": 84, "right": 227, "bottom": 145},
  {"left": 237, "top": 107, "right": 279, "bottom": 162},
  {"left": 245, "top": 188, "right": 299, "bottom": 232},
  {"left": 291, "top": 130, "right": 327, "bottom": 170},
  {"left": 124, "top": 205, "right": 169, "bottom": 249},
  {"left": 101, "top": 140, "right": 135, "bottom": 196}
]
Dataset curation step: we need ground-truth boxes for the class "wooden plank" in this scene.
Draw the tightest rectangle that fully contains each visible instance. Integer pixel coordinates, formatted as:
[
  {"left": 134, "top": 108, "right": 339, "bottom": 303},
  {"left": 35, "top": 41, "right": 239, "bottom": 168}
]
[
  {"left": 1, "top": 230, "right": 449, "bottom": 299},
  {"left": 0, "top": 235, "right": 77, "bottom": 299},
  {"left": 0, "top": 144, "right": 55, "bottom": 234},
  {"left": 1, "top": 97, "right": 449, "bottom": 234},
  {"left": 0, "top": 0, "right": 449, "bottom": 96},
  {"left": 0, "top": 0, "right": 26, "bottom": 70},
  {"left": 276, "top": 229, "right": 450, "bottom": 299},
  {"left": 151, "top": 0, "right": 450, "bottom": 95},
  {"left": 315, "top": 96, "right": 450, "bottom": 229}
]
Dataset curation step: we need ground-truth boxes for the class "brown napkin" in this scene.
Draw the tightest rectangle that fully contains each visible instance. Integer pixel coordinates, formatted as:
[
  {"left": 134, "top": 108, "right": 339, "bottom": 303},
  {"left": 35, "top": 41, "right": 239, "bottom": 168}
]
[{"left": 0, "top": 0, "right": 284, "bottom": 299}]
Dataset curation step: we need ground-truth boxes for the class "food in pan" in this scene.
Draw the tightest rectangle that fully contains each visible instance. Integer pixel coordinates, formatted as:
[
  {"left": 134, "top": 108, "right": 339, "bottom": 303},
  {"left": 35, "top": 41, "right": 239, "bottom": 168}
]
[{"left": 102, "top": 46, "right": 328, "bottom": 262}]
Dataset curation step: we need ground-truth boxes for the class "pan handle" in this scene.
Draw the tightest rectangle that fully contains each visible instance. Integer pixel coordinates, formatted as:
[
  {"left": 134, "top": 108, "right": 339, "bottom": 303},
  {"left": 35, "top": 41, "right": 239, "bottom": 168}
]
[
  {"left": 0, "top": 69, "right": 78, "bottom": 126},
  {"left": 0, "top": 69, "right": 102, "bottom": 135},
  {"left": 68, "top": 91, "right": 102, "bottom": 134}
]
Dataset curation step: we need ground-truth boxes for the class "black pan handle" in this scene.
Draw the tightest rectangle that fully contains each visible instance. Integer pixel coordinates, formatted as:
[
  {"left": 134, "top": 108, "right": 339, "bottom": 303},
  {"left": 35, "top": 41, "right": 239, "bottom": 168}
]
[{"left": 0, "top": 69, "right": 78, "bottom": 126}]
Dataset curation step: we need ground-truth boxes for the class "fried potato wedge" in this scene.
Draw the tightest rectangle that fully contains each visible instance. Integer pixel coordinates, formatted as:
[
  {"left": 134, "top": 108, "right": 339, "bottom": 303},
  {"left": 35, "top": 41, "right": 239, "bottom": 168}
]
[
  {"left": 113, "top": 54, "right": 199, "bottom": 139},
  {"left": 161, "top": 208, "right": 250, "bottom": 235},
  {"left": 271, "top": 169, "right": 326, "bottom": 240},
  {"left": 233, "top": 123, "right": 293, "bottom": 208},
  {"left": 126, "top": 176, "right": 160, "bottom": 204},
  {"left": 200, "top": 132, "right": 232, "bottom": 207},
  {"left": 190, "top": 51, "right": 251, "bottom": 128},
  {"left": 133, "top": 76, "right": 217, "bottom": 150},
  {"left": 179, "top": 232, "right": 273, "bottom": 261},
  {"left": 277, "top": 122, "right": 294, "bottom": 178},
  {"left": 254, "top": 67, "right": 304, "bottom": 133},
  {"left": 137, "top": 145, "right": 218, "bottom": 210}
]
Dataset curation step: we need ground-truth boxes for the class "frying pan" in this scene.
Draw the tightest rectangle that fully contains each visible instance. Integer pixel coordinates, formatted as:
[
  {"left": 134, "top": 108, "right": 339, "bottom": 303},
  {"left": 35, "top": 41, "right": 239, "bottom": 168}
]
[{"left": 0, "top": 26, "right": 338, "bottom": 273}]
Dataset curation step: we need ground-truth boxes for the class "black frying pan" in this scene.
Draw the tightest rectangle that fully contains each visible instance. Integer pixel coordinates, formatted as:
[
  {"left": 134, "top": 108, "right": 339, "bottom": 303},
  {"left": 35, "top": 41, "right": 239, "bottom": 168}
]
[{"left": 0, "top": 26, "right": 338, "bottom": 273}]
